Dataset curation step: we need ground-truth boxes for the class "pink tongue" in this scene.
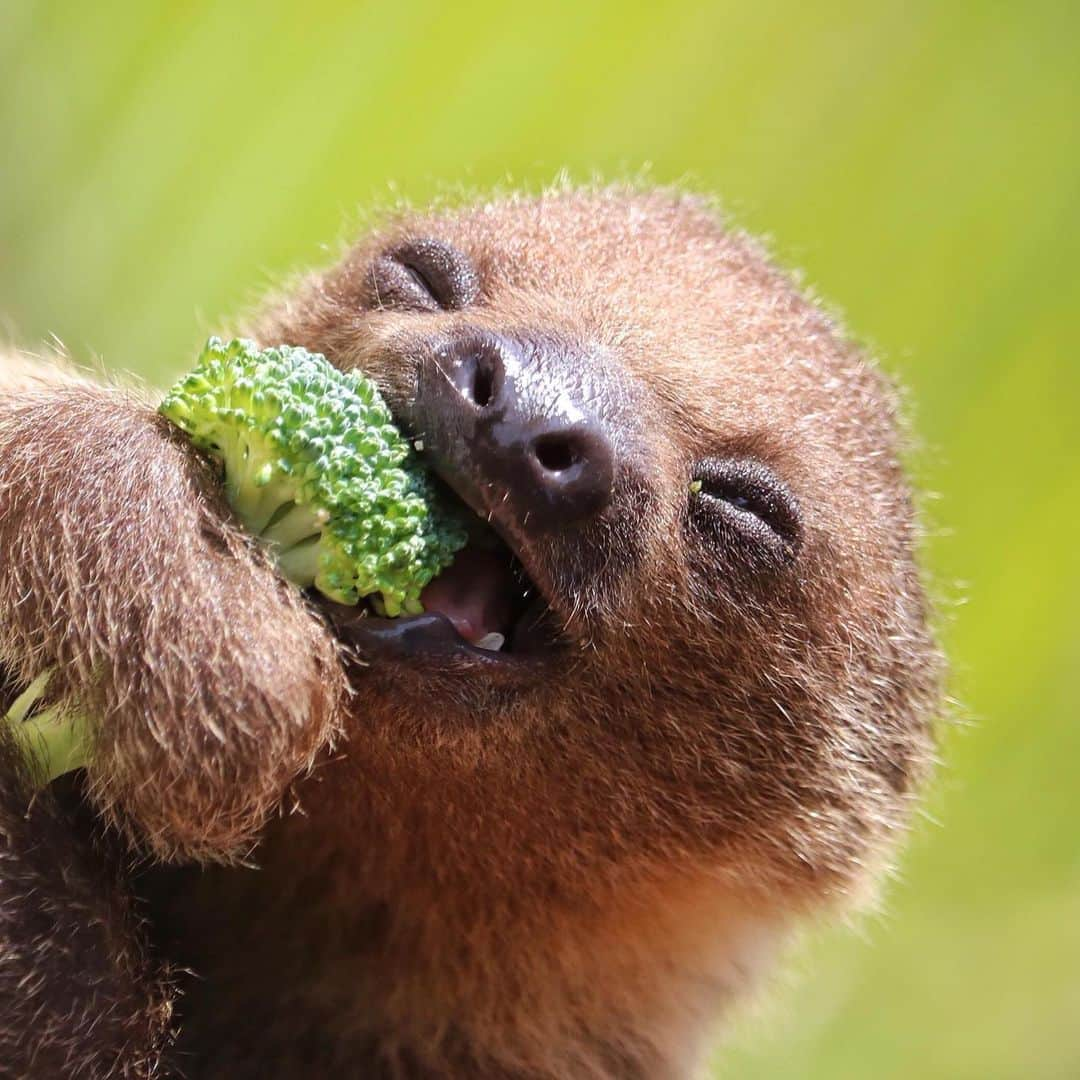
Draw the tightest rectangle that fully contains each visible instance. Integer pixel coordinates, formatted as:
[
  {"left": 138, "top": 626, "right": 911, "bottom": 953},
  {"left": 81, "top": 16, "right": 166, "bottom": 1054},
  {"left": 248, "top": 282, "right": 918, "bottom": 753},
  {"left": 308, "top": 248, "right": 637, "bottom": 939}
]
[{"left": 419, "top": 547, "right": 517, "bottom": 645}]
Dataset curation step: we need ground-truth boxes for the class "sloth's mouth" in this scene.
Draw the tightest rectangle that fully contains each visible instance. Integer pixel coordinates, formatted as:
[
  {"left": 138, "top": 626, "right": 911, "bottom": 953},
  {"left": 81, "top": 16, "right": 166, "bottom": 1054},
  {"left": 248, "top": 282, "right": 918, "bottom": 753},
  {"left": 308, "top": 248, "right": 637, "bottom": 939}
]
[{"left": 322, "top": 481, "right": 564, "bottom": 672}]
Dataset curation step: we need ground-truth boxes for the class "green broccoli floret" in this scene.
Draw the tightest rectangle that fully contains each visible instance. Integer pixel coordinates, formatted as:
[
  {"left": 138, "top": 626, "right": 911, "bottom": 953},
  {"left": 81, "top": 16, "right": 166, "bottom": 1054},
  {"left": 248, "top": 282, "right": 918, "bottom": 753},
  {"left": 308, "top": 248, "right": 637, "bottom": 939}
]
[{"left": 159, "top": 337, "right": 468, "bottom": 615}]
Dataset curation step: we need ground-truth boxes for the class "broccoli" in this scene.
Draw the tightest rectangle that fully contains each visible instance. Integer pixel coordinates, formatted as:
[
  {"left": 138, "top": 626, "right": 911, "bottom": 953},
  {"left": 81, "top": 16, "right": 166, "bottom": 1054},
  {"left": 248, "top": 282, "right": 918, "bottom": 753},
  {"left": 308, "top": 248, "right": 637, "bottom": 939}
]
[
  {"left": 3, "top": 670, "right": 86, "bottom": 785},
  {"left": 159, "top": 336, "right": 468, "bottom": 615},
  {"left": 5, "top": 338, "right": 468, "bottom": 787}
]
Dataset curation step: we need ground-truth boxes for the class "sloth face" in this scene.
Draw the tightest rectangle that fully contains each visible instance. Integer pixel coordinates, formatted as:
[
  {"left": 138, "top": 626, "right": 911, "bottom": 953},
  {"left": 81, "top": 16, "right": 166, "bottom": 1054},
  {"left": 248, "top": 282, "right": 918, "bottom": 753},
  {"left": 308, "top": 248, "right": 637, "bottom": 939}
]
[{"left": 264, "top": 190, "right": 935, "bottom": 852}]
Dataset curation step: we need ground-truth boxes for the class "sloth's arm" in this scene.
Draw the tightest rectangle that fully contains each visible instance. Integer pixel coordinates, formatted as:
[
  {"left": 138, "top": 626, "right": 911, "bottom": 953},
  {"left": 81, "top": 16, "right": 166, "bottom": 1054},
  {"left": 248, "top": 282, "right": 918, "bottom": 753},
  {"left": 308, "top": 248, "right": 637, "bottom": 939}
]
[
  {"left": 0, "top": 724, "right": 176, "bottom": 1077},
  {"left": 0, "top": 350, "right": 345, "bottom": 861}
]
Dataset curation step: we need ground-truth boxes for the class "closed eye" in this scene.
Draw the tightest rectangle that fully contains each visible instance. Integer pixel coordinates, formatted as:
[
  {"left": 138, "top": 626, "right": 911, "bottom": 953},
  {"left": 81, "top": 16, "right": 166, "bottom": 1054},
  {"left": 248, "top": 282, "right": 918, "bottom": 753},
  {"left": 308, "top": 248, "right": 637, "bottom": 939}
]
[
  {"left": 368, "top": 237, "right": 478, "bottom": 313},
  {"left": 688, "top": 458, "right": 802, "bottom": 565}
]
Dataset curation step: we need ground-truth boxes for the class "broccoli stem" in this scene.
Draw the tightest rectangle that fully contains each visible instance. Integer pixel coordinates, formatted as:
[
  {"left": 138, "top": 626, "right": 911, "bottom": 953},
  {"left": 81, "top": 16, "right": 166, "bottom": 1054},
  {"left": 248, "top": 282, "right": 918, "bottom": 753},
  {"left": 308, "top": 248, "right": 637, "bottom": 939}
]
[
  {"left": 224, "top": 434, "right": 287, "bottom": 533},
  {"left": 275, "top": 537, "right": 321, "bottom": 588},
  {"left": 20, "top": 705, "right": 87, "bottom": 784},
  {"left": 259, "top": 502, "right": 325, "bottom": 550},
  {"left": 3, "top": 669, "right": 89, "bottom": 784},
  {"left": 5, "top": 669, "right": 53, "bottom": 725}
]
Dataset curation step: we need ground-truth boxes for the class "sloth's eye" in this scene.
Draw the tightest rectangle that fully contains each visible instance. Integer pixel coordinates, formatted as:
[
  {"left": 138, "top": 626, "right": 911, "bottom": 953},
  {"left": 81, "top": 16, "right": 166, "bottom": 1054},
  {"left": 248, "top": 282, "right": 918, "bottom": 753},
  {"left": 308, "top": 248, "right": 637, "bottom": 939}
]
[
  {"left": 688, "top": 458, "right": 802, "bottom": 566},
  {"left": 368, "top": 238, "right": 478, "bottom": 312}
]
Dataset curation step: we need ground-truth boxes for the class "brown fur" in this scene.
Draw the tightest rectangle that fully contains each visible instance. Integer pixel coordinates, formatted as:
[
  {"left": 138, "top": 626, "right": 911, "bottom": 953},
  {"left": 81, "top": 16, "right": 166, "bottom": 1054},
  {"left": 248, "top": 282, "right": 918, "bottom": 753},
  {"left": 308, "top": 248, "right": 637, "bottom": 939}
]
[
  {"left": 0, "top": 186, "right": 942, "bottom": 1078},
  {"left": 0, "top": 726, "right": 174, "bottom": 1077}
]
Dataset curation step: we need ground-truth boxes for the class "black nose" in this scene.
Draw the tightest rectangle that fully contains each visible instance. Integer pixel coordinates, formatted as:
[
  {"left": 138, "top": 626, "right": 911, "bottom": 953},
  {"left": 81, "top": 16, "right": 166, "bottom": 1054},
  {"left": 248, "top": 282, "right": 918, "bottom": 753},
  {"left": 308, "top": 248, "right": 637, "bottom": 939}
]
[{"left": 414, "top": 332, "right": 616, "bottom": 530}]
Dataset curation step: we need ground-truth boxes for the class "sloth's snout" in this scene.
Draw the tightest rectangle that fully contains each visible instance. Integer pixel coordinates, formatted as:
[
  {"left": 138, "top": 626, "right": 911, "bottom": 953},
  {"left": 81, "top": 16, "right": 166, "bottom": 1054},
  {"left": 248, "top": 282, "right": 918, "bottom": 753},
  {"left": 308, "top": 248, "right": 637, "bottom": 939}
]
[{"left": 412, "top": 330, "right": 617, "bottom": 532}]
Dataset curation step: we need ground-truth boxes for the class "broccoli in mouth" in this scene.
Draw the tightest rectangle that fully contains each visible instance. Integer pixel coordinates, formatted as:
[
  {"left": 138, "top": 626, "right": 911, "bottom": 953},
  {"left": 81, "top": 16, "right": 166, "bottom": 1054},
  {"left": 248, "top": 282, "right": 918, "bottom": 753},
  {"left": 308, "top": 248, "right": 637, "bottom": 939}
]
[
  {"left": 5, "top": 337, "right": 469, "bottom": 784},
  {"left": 160, "top": 336, "right": 468, "bottom": 614}
]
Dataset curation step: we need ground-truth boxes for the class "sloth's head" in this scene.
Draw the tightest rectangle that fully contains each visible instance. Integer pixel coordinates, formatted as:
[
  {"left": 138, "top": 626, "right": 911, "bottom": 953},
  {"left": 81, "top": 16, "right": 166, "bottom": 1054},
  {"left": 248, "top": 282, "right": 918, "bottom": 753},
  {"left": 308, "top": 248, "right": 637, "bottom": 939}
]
[{"left": 257, "top": 186, "right": 941, "bottom": 905}]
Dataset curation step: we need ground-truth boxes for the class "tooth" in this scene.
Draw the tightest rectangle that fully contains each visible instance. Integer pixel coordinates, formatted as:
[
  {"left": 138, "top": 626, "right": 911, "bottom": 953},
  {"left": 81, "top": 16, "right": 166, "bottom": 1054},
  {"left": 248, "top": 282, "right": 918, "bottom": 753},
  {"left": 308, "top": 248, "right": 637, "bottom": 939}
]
[{"left": 474, "top": 632, "right": 505, "bottom": 652}]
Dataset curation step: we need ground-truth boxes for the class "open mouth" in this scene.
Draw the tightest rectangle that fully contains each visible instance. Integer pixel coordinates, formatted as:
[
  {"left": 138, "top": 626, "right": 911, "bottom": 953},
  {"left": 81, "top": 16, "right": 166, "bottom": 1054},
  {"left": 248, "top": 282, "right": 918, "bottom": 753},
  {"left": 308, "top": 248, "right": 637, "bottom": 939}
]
[{"left": 321, "top": 477, "right": 564, "bottom": 671}]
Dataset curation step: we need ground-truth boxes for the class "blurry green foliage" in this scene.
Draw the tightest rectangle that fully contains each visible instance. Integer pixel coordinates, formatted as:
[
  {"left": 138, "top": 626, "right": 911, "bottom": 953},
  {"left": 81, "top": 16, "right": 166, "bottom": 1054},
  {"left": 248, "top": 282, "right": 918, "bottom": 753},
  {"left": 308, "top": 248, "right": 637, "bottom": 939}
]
[{"left": 1, "top": 1, "right": 1078, "bottom": 1076}]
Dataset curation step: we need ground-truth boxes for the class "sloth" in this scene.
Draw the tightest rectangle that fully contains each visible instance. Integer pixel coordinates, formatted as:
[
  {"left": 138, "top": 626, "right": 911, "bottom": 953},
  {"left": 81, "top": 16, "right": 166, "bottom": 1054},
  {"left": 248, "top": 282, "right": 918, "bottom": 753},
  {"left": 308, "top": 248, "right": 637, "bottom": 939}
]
[{"left": 0, "top": 186, "right": 942, "bottom": 1079}]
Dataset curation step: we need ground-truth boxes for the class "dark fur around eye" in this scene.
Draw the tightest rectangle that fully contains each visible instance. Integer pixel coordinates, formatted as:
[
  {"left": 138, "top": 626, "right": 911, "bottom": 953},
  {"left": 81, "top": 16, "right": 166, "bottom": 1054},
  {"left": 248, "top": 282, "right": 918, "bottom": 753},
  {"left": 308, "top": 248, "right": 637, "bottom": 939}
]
[
  {"left": 688, "top": 458, "right": 802, "bottom": 566},
  {"left": 367, "top": 238, "right": 479, "bottom": 312}
]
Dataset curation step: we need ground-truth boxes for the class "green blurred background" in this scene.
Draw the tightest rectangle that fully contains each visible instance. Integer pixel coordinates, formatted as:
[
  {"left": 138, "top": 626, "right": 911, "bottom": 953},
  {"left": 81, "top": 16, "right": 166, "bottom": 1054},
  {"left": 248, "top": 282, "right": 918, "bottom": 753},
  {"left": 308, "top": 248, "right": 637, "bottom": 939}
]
[{"left": 2, "top": 1, "right": 1077, "bottom": 1075}]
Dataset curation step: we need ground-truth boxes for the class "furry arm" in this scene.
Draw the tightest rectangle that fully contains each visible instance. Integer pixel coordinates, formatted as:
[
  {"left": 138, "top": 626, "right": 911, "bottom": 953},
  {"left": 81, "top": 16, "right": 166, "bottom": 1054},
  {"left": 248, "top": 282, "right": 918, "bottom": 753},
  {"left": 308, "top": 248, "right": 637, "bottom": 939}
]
[{"left": 0, "top": 350, "right": 346, "bottom": 861}]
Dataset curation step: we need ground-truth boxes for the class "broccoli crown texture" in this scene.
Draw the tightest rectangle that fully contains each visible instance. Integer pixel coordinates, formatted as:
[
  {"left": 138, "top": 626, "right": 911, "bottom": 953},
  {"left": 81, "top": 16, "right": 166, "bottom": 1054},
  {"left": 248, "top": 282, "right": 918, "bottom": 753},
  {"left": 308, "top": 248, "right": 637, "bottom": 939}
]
[{"left": 159, "top": 337, "right": 467, "bottom": 614}]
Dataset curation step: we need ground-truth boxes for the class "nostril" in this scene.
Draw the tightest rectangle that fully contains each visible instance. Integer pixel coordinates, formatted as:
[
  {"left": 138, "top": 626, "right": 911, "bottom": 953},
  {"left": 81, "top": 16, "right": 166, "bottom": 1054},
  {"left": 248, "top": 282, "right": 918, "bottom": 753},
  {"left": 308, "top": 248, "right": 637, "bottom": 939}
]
[
  {"left": 531, "top": 433, "right": 584, "bottom": 474},
  {"left": 450, "top": 344, "right": 501, "bottom": 410},
  {"left": 471, "top": 360, "right": 496, "bottom": 409},
  {"left": 526, "top": 426, "right": 615, "bottom": 520}
]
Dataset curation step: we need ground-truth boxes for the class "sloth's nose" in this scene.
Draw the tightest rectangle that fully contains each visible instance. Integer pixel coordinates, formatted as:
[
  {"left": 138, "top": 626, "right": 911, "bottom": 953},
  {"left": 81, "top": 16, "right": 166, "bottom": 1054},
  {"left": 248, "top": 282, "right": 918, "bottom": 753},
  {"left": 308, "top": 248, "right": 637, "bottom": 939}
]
[{"left": 412, "top": 331, "right": 616, "bottom": 530}]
